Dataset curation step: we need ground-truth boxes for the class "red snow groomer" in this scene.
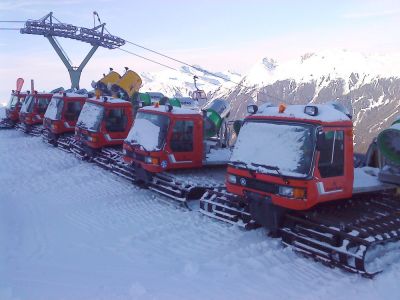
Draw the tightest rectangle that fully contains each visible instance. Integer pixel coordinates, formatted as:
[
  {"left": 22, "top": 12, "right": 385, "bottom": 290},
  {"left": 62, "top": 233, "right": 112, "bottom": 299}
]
[
  {"left": 70, "top": 68, "right": 143, "bottom": 167},
  {"left": 42, "top": 91, "right": 88, "bottom": 149},
  {"left": 122, "top": 99, "right": 233, "bottom": 203},
  {"left": 0, "top": 90, "right": 29, "bottom": 129},
  {"left": 72, "top": 96, "right": 134, "bottom": 162},
  {"left": 18, "top": 91, "right": 52, "bottom": 135},
  {"left": 200, "top": 102, "right": 400, "bottom": 277}
]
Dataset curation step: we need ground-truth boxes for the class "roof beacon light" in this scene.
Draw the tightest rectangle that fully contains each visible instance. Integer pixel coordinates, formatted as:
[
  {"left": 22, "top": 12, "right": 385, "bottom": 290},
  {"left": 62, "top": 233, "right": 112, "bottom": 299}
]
[
  {"left": 279, "top": 104, "right": 286, "bottom": 113},
  {"left": 154, "top": 102, "right": 160, "bottom": 108},
  {"left": 165, "top": 103, "right": 173, "bottom": 112},
  {"left": 304, "top": 105, "right": 318, "bottom": 116},
  {"left": 247, "top": 104, "right": 258, "bottom": 115}
]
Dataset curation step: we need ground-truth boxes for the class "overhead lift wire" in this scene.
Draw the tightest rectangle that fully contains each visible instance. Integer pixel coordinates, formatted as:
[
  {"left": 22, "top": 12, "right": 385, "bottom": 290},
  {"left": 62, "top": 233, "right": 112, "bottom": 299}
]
[
  {"left": 1, "top": 17, "right": 283, "bottom": 102},
  {"left": 118, "top": 48, "right": 178, "bottom": 71}
]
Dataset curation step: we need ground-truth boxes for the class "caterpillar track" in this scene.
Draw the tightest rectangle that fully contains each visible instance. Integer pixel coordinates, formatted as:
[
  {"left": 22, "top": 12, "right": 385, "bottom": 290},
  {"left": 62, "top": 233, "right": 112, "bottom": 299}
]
[
  {"left": 16, "top": 123, "right": 44, "bottom": 136},
  {"left": 0, "top": 118, "right": 17, "bottom": 129},
  {"left": 200, "top": 188, "right": 400, "bottom": 277},
  {"left": 281, "top": 191, "right": 400, "bottom": 277},
  {"left": 68, "top": 139, "right": 226, "bottom": 204}
]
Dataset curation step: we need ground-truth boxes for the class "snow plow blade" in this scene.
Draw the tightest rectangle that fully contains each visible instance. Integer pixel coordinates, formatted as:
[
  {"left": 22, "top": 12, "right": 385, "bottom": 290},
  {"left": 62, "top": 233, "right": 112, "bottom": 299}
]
[
  {"left": 280, "top": 192, "right": 400, "bottom": 277},
  {"left": 199, "top": 189, "right": 259, "bottom": 229}
]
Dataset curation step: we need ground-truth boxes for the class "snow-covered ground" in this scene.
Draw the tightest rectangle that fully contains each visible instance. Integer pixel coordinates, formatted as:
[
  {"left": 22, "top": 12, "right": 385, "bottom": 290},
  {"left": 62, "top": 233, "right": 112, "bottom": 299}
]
[{"left": 1, "top": 128, "right": 400, "bottom": 300}]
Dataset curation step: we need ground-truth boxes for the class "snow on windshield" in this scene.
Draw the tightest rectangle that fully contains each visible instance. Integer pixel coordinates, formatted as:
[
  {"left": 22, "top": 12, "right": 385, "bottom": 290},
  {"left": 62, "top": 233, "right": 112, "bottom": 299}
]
[
  {"left": 7, "top": 95, "right": 19, "bottom": 109},
  {"left": 231, "top": 121, "right": 314, "bottom": 177},
  {"left": 76, "top": 102, "right": 104, "bottom": 131},
  {"left": 44, "top": 97, "right": 63, "bottom": 120},
  {"left": 20, "top": 95, "right": 34, "bottom": 113},
  {"left": 126, "top": 118, "right": 161, "bottom": 151}
]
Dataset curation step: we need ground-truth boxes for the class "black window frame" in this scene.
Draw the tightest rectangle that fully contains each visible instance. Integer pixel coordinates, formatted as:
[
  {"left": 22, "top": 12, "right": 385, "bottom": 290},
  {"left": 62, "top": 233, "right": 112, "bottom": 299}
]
[
  {"left": 318, "top": 130, "right": 345, "bottom": 178},
  {"left": 170, "top": 120, "right": 194, "bottom": 152}
]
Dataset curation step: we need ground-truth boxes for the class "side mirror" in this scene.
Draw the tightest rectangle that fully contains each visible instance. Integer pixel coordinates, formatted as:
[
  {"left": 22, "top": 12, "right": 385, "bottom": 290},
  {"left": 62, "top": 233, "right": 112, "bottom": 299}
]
[{"left": 247, "top": 104, "right": 258, "bottom": 115}]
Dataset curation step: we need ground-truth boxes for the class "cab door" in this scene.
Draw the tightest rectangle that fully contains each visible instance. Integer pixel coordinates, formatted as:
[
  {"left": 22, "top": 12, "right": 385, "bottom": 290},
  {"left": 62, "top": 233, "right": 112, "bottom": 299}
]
[
  {"left": 104, "top": 107, "right": 128, "bottom": 144},
  {"left": 167, "top": 117, "right": 202, "bottom": 168},
  {"left": 64, "top": 100, "right": 83, "bottom": 128},
  {"left": 315, "top": 128, "right": 353, "bottom": 202}
]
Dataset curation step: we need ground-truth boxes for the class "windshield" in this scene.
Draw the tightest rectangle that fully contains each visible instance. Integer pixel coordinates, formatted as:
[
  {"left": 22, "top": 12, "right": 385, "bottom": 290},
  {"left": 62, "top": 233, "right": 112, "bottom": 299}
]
[
  {"left": 44, "top": 97, "right": 64, "bottom": 120},
  {"left": 126, "top": 111, "right": 170, "bottom": 151},
  {"left": 7, "top": 95, "right": 19, "bottom": 109},
  {"left": 76, "top": 102, "right": 104, "bottom": 131},
  {"left": 231, "top": 120, "right": 315, "bottom": 178},
  {"left": 20, "top": 95, "right": 34, "bottom": 113}
]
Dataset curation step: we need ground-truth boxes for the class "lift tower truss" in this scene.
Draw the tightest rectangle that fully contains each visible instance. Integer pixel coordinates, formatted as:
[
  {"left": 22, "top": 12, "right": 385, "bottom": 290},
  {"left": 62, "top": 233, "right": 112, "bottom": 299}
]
[{"left": 20, "top": 12, "right": 125, "bottom": 89}]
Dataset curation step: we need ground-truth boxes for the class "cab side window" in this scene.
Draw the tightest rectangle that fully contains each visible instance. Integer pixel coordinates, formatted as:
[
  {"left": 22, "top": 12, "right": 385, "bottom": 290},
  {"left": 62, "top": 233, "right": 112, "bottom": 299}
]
[
  {"left": 37, "top": 98, "right": 49, "bottom": 114},
  {"left": 170, "top": 120, "right": 194, "bottom": 152},
  {"left": 318, "top": 130, "right": 344, "bottom": 178},
  {"left": 106, "top": 108, "right": 127, "bottom": 132},
  {"left": 65, "top": 101, "right": 82, "bottom": 121}
]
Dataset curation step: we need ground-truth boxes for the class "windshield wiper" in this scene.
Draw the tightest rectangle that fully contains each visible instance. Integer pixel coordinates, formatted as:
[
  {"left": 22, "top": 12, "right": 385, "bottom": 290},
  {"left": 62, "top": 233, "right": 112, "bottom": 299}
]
[
  {"left": 130, "top": 142, "right": 150, "bottom": 155},
  {"left": 251, "top": 163, "right": 282, "bottom": 175},
  {"left": 229, "top": 160, "right": 248, "bottom": 168},
  {"left": 251, "top": 163, "right": 290, "bottom": 183}
]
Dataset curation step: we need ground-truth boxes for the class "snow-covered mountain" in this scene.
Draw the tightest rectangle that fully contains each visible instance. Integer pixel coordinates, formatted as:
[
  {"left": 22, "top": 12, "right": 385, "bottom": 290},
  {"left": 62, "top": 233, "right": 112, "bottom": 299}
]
[
  {"left": 140, "top": 65, "right": 241, "bottom": 99},
  {"left": 212, "top": 50, "right": 400, "bottom": 152},
  {"left": 139, "top": 50, "right": 400, "bottom": 152}
]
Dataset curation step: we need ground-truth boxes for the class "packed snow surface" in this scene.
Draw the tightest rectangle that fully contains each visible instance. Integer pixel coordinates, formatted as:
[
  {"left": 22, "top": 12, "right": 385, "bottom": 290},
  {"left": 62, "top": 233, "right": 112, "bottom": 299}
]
[
  {"left": 1, "top": 129, "right": 400, "bottom": 300},
  {"left": 126, "top": 118, "right": 161, "bottom": 151}
]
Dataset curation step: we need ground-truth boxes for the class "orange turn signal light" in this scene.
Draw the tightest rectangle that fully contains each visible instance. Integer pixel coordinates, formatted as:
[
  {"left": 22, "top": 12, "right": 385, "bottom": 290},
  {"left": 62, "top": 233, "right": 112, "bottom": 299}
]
[{"left": 293, "top": 188, "right": 306, "bottom": 199}]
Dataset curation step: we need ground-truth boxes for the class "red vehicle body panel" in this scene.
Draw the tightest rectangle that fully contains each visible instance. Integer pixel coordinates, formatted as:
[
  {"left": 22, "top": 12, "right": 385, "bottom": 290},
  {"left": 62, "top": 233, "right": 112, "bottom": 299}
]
[
  {"left": 5, "top": 92, "right": 28, "bottom": 122},
  {"left": 43, "top": 95, "right": 87, "bottom": 135},
  {"left": 225, "top": 114, "right": 354, "bottom": 211},
  {"left": 123, "top": 107, "right": 204, "bottom": 173},
  {"left": 75, "top": 98, "right": 133, "bottom": 149},
  {"left": 19, "top": 92, "right": 52, "bottom": 126}
]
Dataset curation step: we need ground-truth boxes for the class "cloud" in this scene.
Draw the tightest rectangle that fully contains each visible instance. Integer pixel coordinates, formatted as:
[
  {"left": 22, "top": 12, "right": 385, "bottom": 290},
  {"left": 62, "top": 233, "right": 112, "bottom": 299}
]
[{"left": 342, "top": 9, "right": 400, "bottom": 19}]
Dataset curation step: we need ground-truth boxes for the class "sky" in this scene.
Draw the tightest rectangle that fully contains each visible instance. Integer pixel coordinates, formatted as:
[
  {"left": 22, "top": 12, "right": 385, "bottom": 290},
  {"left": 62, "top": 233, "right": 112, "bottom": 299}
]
[{"left": 0, "top": 0, "right": 399, "bottom": 103}]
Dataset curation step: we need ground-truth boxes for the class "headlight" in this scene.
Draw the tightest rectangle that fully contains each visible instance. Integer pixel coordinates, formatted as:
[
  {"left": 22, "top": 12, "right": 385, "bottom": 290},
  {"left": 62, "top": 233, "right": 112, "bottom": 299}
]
[
  {"left": 87, "top": 136, "right": 97, "bottom": 143},
  {"left": 144, "top": 156, "right": 152, "bottom": 164},
  {"left": 227, "top": 174, "right": 237, "bottom": 184},
  {"left": 279, "top": 186, "right": 294, "bottom": 198}
]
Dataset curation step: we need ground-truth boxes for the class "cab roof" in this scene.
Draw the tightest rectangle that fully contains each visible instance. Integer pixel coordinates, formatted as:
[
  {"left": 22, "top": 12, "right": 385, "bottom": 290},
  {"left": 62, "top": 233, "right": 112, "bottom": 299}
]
[
  {"left": 52, "top": 92, "right": 88, "bottom": 98},
  {"left": 249, "top": 104, "right": 352, "bottom": 125},
  {"left": 86, "top": 96, "right": 131, "bottom": 107},
  {"left": 140, "top": 105, "right": 201, "bottom": 115}
]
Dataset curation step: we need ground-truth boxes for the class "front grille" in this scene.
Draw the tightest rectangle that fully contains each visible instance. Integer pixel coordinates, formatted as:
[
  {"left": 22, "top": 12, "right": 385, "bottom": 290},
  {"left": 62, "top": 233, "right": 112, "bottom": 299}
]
[
  {"left": 235, "top": 175, "right": 279, "bottom": 194},
  {"left": 125, "top": 149, "right": 145, "bottom": 162}
]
